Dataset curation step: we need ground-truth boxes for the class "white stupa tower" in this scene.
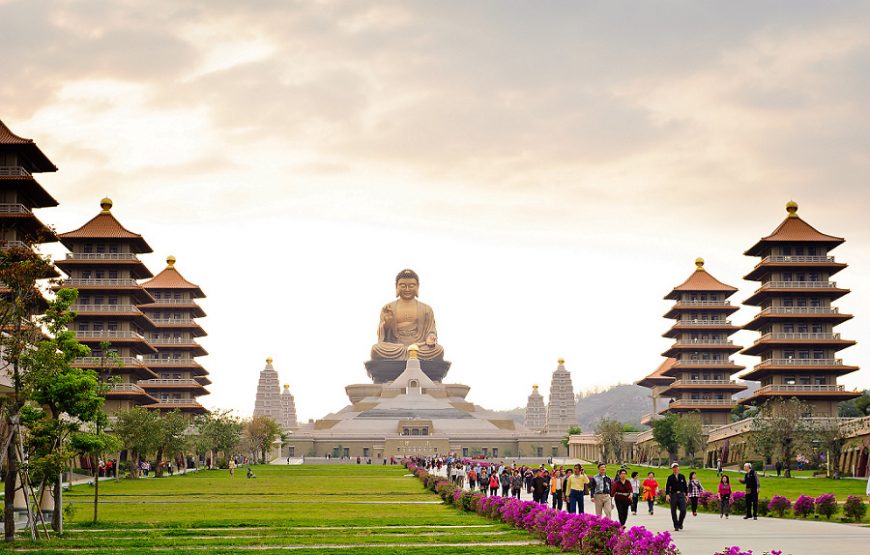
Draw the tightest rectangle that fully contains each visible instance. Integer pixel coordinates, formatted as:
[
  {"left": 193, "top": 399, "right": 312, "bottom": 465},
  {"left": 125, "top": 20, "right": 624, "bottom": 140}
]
[
  {"left": 524, "top": 385, "right": 546, "bottom": 432},
  {"left": 253, "top": 357, "right": 283, "bottom": 424},
  {"left": 545, "top": 358, "right": 577, "bottom": 435},
  {"left": 280, "top": 383, "right": 298, "bottom": 430}
]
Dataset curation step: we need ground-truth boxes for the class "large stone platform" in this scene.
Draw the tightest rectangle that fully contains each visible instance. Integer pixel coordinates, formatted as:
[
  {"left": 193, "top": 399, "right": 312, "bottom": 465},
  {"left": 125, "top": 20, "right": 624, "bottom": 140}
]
[{"left": 365, "top": 359, "right": 451, "bottom": 383}]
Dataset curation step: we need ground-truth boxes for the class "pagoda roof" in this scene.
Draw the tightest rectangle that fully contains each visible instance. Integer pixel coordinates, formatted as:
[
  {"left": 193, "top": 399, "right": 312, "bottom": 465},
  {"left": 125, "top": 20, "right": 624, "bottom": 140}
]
[
  {"left": 0, "top": 119, "right": 58, "bottom": 172},
  {"left": 745, "top": 202, "right": 844, "bottom": 256},
  {"left": 58, "top": 198, "right": 152, "bottom": 253},
  {"left": 143, "top": 256, "right": 205, "bottom": 298},
  {"left": 636, "top": 358, "right": 677, "bottom": 388},
  {"left": 664, "top": 259, "right": 737, "bottom": 299}
]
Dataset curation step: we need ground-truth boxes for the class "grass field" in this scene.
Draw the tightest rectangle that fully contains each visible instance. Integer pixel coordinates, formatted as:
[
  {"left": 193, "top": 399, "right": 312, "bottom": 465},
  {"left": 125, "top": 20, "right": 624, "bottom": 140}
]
[{"left": 7, "top": 465, "right": 555, "bottom": 554}]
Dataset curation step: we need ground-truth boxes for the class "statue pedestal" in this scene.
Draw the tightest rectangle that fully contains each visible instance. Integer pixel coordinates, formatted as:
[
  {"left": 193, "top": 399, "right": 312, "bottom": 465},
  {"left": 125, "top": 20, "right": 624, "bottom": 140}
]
[{"left": 365, "top": 359, "right": 451, "bottom": 384}]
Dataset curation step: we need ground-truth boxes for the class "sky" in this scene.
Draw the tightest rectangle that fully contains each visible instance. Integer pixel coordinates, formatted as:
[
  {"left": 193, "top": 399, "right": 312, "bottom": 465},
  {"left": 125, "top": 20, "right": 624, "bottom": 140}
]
[{"left": 2, "top": 1, "right": 870, "bottom": 422}]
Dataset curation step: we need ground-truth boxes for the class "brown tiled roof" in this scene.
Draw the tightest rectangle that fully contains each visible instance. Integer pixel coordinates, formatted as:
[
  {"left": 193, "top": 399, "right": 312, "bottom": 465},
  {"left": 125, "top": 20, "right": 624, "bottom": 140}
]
[
  {"left": 58, "top": 200, "right": 152, "bottom": 253},
  {"left": 745, "top": 202, "right": 844, "bottom": 255},
  {"left": 143, "top": 257, "right": 205, "bottom": 298},
  {"left": 665, "top": 259, "right": 737, "bottom": 299},
  {"left": 0, "top": 119, "right": 57, "bottom": 172},
  {"left": 636, "top": 358, "right": 677, "bottom": 387}
]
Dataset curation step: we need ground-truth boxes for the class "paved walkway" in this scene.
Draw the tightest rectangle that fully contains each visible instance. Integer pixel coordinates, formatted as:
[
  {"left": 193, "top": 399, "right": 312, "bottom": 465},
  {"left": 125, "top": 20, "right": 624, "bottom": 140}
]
[{"left": 432, "top": 467, "right": 870, "bottom": 555}]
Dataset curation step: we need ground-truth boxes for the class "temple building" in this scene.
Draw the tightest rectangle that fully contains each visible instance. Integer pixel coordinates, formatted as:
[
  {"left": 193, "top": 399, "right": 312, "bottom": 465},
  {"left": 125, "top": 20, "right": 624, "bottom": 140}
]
[
  {"left": 55, "top": 198, "right": 159, "bottom": 413},
  {"left": 138, "top": 256, "right": 209, "bottom": 415},
  {"left": 657, "top": 258, "right": 746, "bottom": 425},
  {"left": 281, "top": 384, "right": 298, "bottom": 430},
  {"left": 254, "top": 358, "right": 297, "bottom": 430},
  {"left": 739, "top": 201, "right": 860, "bottom": 415},
  {"left": 0, "top": 119, "right": 59, "bottom": 249},
  {"left": 545, "top": 359, "right": 577, "bottom": 435},
  {"left": 524, "top": 385, "right": 546, "bottom": 432}
]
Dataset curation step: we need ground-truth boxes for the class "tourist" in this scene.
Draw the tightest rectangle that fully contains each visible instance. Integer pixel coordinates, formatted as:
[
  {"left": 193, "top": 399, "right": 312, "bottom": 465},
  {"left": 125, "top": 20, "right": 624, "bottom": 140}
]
[
  {"left": 641, "top": 471, "right": 658, "bottom": 515},
  {"left": 739, "top": 462, "right": 760, "bottom": 520},
  {"left": 775, "top": 461, "right": 782, "bottom": 477},
  {"left": 479, "top": 468, "right": 489, "bottom": 493},
  {"left": 531, "top": 470, "right": 547, "bottom": 504},
  {"left": 718, "top": 475, "right": 732, "bottom": 518},
  {"left": 489, "top": 472, "right": 499, "bottom": 496},
  {"left": 468, "top": 467, "right": 477, "bottom": 490},
  {"left": 612, "top": 468, "right": 633, "bottom": 525},
  {"left": 550, "top": 469, "right": 563, "bottom": 510},
  {"left": 228, "top": 459, "right": 236, "bottom": 477},
  {"left": 716, "top": 459, "right": 723, "bottom": 477},
  {"left": 630, "top": 471, "right": 641, "bottom": 515},
  {"left": 541, "top": 470, "right": 550, "bottom": 505},
  {"left": 500, "top": 469, "right": 511, "bottom": 496},
  {"left": 510, "top": 471, "right": 522, "bottom": 499},
  {"left": 246, "top": 466, "right": 256, "bottom": 479},
  {"left": 687, "top": 471, "right": 703, "bottom": 516},
  {"left": 566, "top": 465, "right": 589, "bottom": 514},
  {"left": 589, "top": 463, "right": 613, "bottom": 518},
  {"left": 665, "top": 462, "right": 687, "bottom": 531}
]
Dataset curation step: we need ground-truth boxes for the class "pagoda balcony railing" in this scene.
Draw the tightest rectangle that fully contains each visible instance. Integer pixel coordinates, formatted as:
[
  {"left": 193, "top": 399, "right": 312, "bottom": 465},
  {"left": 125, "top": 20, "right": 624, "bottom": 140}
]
[
  {"left": 674, "top": 300, "right": 732, "bottom": 307},
  {"left": 674, "top": 339, "right": 734, "bottom": 346},
  {"left": 755, "top": 332, "right": 841, "bottom": 343},
  {"left": 761, "top": 255, "right": 836, "bottom": 264},
  {"left": 107, "top": 383, "right": 148, "bottom": 394},
  {"left": 73, "top": 330, "right": 146, "bottom": 340},
  {"left": 0, "top": 240, "right": 30, "bottom": 250},
  {"left": 143, "top": 359, "right": 200, "bottom": 366},
  {"left": 759, "top": 280, "right": 836, "bottom": 289},
  {"left": 0, "top": 166, "right": 31, "bottom": 177},
  {"left": 65, "top": 252, "right": 139, "bottom": 260},
  {"left": 755, "top": 384, "right": 845, "bottom": 394},
  {"left": 64, "top": 278, "right": 139, "bottom": 286},
  {"left": 152, "top": 398, "right": 202, "bottom": 406},
  {"left": 150, "top": 337, "right": 193, "bottom": 345},
  {"left": 669, "top": 379, "right": 737, "bottom": 387},
  {"left": 138, "top": 378, "right": 202, "bottom": 387},
  {"left": 755, "top": 358, "right": 843, "bottom": 368},
  {"left": 0, "top": 203, "right": 33, "bottom": 215},
  {"left": 70, "top": 304, "right": 141, "bottom": 313},
  {"left": 674, "top": 359, "right": 736, "bottom": 366},
  {"left": 758, "top": 307, "right": 839, "bottom": 316},
  {"left": 676, "top": 319, "right": 732, "bottom": 326},
  {"left": 73, "top": 356, "right": 146, "bottom": 367},
  {"left": 150, "top": 318, "right": 195, "bottom": 324},
  {"left": 147, "top": 299, "right": 191, "bottom": 304},
  {"left": 670, "top": 398, "right": 734, "bottom": 407}
]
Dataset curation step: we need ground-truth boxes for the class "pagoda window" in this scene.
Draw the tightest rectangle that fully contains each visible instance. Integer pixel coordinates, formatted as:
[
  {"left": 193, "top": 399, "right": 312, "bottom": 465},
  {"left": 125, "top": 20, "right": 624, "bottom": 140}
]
[
  {"left": 83, "top": 243, "right": 93, "bottom": 253},
  {"left": 783, "top": 298, "right": 794, "bottom": 307},
  {"left": 92, "top": 322, "right": 103, "bottom": 331},
  {"left": 784, "top": 324, "right": 794, "bottom": 333},
  {"left": 174, "top": 292, "right": 182, "bottom": 300},
  {"left": 80, "top": 296, "right": 90, "bottom": 305},
  {"left": 81, "top": 271, "right": 91, "bottom": 279},
  {"left": 154, "top": 292, "right": 161, "bottom": 299},
  {"left": 109, "top": 270, "right": 118, "bottom": 279},
  {"left": 782, "top": 272, "right": 792, "bottom": 282},
  {"left": 807, "top": 246, "right": 818, "bottom": 255},
  {"left": 95, "top": 271, "right": 104, "bottom": 279},
  {"left": 797, "top": 323, "right": 808, "bottom": 333},
  {"left": 808, "top": 272, "right": 820, "bottom": 281},
  {"left": 108, "top": 296, "right": 118, "bottom": 305},
  {"left": 813, "top": 350, "right": 825, "bottom": 359},
  {"left": 161, "top": 373, "right": 170, "bottom": 379},
  {"left": 797, "top": 350, "right": 810, "bottom": 359},
  {"left": 78, "top": 323, "right": 89, "bottom": 331},
  {"left": 810, "top": 297, "right": 821, "bottom": 307},
  {"left": 785, "top": 376, "right": 796, "bottom": 385},
  {"left": 96, "top": 244, "right": 105, "bottom": 253},
  {"left": 94, "top": 296, "right": 104, "bottom": 305},
  {"left": 795, "top": 247, "right": 805, "bottom": 256},
  {"left": 784, "top": 350, "right": 795, "bottom": 359},
  {"left": 107, "top": 321, "right": 118, "bottom": 331},
  {"left": 173, "top": 373, "right": 182, "bottom": 379},
  {"left": 814, "top": 376, "right": 826, "bottom": 385},
  {"left": 109, "top": 243, "right": 119, "bottom": 253},
  {"left": 799, "top": 376, "right": 811, "bottom": 385},
  {"left": 797, "top": 298, "right": 807, "bottom": 307},
  {"left": 699, "top": 294, "right": 707, "bottom": 301},
  {"left": 812, "top": 323, "right": 823, "bottom": 333}
]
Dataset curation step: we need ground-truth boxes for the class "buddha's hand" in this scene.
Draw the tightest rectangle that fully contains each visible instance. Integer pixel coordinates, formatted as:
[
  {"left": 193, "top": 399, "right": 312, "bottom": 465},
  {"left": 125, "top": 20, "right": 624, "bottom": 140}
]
[
  {"left": 382, "top": 306, "right": 394, "bottom": 325},
  {"left": 426, "top": 333, "right": 437, "bottom": 346}
]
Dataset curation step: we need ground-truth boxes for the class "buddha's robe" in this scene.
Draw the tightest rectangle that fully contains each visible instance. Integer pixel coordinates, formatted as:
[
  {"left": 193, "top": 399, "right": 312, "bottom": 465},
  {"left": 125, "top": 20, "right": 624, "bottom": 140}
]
[{"left": 371, "top": 300, "right": 445, "bottom": 361}]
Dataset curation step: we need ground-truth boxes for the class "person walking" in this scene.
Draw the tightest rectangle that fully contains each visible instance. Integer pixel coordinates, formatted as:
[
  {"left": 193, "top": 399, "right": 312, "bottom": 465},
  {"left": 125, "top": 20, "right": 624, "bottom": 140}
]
[
  {"left": 510, "top": 471, "right": 522, "bottom": 499},
  {"left": 550, "top": 469, "right": 564, "bottom": 510},
  {"left": 468, "top": 467, "right": 477, "bottom": 490},
  {"left": 500, "top": 469, "right": 511, "bottom": 496},
  {"left": 489, "top": 472, "right": 499, "bottom": 496},
  {"left": 612, "top": 468, "right": 633, "bottom": 525},
  {"left": 531, "top": 470, "right": 547, "bottom": 504},
  {"left": 630, "top": 471, "right": 641, "bottom": 515},
  {"left": 479, "top": 468, "right": 488, "bottom": 493},
  {"left": 228, "top": 459, "right": 236, "bottom": 477},
  {"left": 589, "top": 463, "right": 613, "bottom": 518},
  {"left": 688, "top": 471, "right": 703, "bottom": 516},
  {"left": 718, "top": 475, "right": 732, "bottom": 518},
  {"left": 665, "top": 462, "right": 688, "bottom": 531},
  {"left": 641, "top": 471, "right": 658, "bottom": 515},
  {"left": 739, "top": 462, "right": 760, "bottom": 520},
  {"left": 716, "top": 459, "right": 723, "bottom": 477},
  {"left": 566, "top": 465, "right": 590, "bottom": 514}
]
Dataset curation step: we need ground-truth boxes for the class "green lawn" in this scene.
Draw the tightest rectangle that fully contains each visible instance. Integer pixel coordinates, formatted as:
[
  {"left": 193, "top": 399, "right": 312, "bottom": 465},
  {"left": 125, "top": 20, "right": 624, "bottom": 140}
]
[{"left": 7, "top": 465, "right": 555, "bottom": 554}]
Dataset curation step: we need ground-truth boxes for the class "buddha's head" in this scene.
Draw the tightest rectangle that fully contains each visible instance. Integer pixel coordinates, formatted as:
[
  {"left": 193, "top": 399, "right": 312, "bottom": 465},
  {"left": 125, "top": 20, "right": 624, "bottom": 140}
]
[{"left": 395, "top": 268, "right": 419, "bottom": 300}]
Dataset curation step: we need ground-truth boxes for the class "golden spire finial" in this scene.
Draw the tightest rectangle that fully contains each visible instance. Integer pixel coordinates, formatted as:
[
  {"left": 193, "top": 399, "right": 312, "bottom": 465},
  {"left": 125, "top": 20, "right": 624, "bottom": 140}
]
[
  {"left": 100, "top": 197, "right": 113, "bottom": 212},
  {"left": 283, "top": 383, "right": 289, "bottom": 390},
  {"left": 166, "top": 255, "right": 176, "bottom": 268},
  {"left": 533, "top": 384, "right": 538, "bottom": 389},
  {"left": 408, "top": 344, "right": 420, "bottom": 359},
  {"left": 266, "top": 357, "right": 273, "bottom": 365},
  {"left": 695, "top": 257, "right": 705, "bottom": 271},
  {"left": 557, "top": 357, "right": 565, "bottom": 365},
  {"left": 786, "top": 200, "right": 798, "bottom": 217}
]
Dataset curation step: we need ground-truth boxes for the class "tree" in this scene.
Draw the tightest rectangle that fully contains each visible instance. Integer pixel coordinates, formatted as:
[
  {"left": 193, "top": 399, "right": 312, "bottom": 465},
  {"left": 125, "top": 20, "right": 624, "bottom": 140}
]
[
  {"left": 193, "top": 410, "right": 243, "bottom": 467},
  {"left": 813, "top": 420, "right": 848, "bottom": 479},
  {"left": 113, "top": 407, "right": 162, "bottom": 477},
  {"left": 243, "top": 416, "right": 282, "bottom": 464},
  {"left": 154, "top": 410, "right": 188, "bottom": 477},
  {"left": 595, "top": 418, "right": 624, "bottom": 464},
  {"left": 674, "top": 412, "right": 704, "bottom": 468},
  {"left": 0, "top": 245, "right": 57, "bottom": 541},
  {"left": 69, "top": 430, "right": 121, "bottom": 523},
  {"left": 752, "top": 398, "right": 814, "bottom": 478},
  {"left": 651, "top": 413, "right": 680, "bottom": 463},
  {"left": 839, "top": 391, "right": 870, "bottom": 417},
  {"left": 561, "top": 425, "right": 582, "bottom": 455}
]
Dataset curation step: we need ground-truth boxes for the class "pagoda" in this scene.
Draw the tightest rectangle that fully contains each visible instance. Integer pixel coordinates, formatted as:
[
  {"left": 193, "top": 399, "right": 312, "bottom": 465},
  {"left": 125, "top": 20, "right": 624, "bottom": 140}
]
[
  {"left": 138, "top": 256, "right": 209, "bottom": 415},
  {"left": 524, "top": 384, "right": 546, "bottom": 432},
  {"left": 739, "top": 201, "right": 860, "bottom": 415},
  {"left": 657, "top": 258, "right": 746, "bottom": 425},
  {"left": 254, "top": 358, "right": 286, "bottom": 427},
  {"left": 56, "top": 198, "right": 159, "bottom": 413},
  {"left": 0, "top": 120, "right": 59, "bottom": 250},
  {"left": 545, "top": 359, "right": 577, "bottom": 435},
  {"left": 280, "top": 384, "right": 298, "bottom": 430},
  {"left": 636, "top": 358, "right": 676, "bottom": 426}
]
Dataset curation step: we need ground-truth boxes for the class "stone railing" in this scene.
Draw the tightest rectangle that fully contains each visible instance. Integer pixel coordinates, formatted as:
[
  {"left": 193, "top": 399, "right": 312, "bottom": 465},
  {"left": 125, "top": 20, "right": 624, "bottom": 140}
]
[
  {"left": 674, "top": 339, "right": 734, "bottom": 346},
  {"left": 0, "top": 203, "right": 32, "bottom": 215},
  {"left": 755, "top": 332, "right": 841, "bottom": 343},
  {"left": 70, "top": 304, "right": 141, "bottom": 313},
  {"left": 74, "top": 330, "right": 145, "bottom": 340},
  {"left": 674, "top": 359, "right": 737, "bottom": 366},
  {"left": 754, "top": 384, "right": 845, "bottom": 394},
  {"left": 138, "top": 378, "right": 203, "bottom": 387},
  {"left": 149, "top": 318, "right": 195, "bottom": 325},
  {"left": 147, "top": 298, "right": 191, "bottom": 304},
  {"left": 143, "top": 359, "right": 200, "bottom": 367},
  {"left": 673, "top": 300, "right": 732, "bottom": 307},
  {"left": 0, "top": 240, "right": 30, "bottom": 250},
  {"left": 669, "top": 398, "right": 735, "bottom": 407},
  {"left": 107, "top": 383, "right": 149, "bottom": 394},
  {"left": 755, "top": 358, "right": 843, "bottom": 368},
  {"left": 757, "top": 307, "right": 839, "bottom": 315},
  {"left": 0, "top": 166, "right": 31, "bottom": 177},
  {"left": 676, "top": 319, "right": 732, "bottom": 326},
  {"left": 65, "top": 252, "right": 139, "bottom": 260},
  {"left": 668, "top": 379, "right": 737, "bottom": 387},
  {"left": 760, "top": 255, "right": 836, "bottom": 264},
  {"left": 150, "top": 337, "right": 193, "bottom": 345},
  {"left": 73, "top": 356, "right": 145, "bottom": 367},
  {"left": 841, "top": 416, "right": 870, "bottom": 438},
  {"left": 152, "top": 398, "right": 203, "bottom": 407},
  {"left": 759, "top": 281, "right": 837, "bottom": 289},
  {"left": 64, "top": 278, "right": 139, "bottom": 286}
]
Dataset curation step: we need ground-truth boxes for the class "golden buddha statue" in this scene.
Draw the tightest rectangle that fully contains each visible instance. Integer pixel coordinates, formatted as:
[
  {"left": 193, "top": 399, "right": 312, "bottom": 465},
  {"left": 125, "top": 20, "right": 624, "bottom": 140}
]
[{"left": 371, "top": 269, "right": 445, "bottom": 361}]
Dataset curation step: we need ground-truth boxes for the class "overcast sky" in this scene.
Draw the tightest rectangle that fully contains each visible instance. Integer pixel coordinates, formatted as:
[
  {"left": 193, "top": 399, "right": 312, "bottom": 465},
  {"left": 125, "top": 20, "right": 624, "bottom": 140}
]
[{"left": 2, "top": 1, "right": 870, "bottom": 422}]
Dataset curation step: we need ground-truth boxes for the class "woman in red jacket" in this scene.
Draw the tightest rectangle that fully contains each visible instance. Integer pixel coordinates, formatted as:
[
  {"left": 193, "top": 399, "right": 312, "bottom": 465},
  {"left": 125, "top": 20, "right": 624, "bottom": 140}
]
[{"left": 641, "top": 471, "right": 659, "bottom": 515}]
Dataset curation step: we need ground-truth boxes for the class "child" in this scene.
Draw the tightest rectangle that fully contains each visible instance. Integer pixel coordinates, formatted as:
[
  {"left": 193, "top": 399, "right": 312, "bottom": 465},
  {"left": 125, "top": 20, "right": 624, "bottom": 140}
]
[
  {"left": 641, "top": 471, "right": 658, "bottom": 515},
  {"left": 718, "top": 475, "right": 732, "bottom": 519}
]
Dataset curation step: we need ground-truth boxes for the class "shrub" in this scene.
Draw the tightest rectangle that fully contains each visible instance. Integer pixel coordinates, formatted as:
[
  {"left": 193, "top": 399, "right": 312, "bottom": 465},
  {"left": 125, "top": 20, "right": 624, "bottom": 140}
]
[
  {"left": 699, "top": 490, "right": 716, "bottom": 510},
  {"left": 814, "top": 493, "right": 838, "bottom": 520},
  {"left": 731, "top": 491, "right": 747, "bottom": 514},
  {"left": 843, "top": 495, "right": 867, "bottom": 522},
  {"left": 757, "top": 497, "right": 770, "bottom": 516},
  {"left": 767, "top": 496, "right": 791, "bottom": 517},
  {"left": 714, "top": 549, "right": 784, "bottom": 555},
  {"left": 793, "top": 495, "right": 815, "bottom": 518}
]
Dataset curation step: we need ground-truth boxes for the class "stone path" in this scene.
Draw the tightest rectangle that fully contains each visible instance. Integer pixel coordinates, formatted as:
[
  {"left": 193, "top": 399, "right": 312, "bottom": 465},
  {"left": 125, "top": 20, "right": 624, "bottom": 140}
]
[{"left": 432, "top": 467, "right": 870, "bottom": 555}]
